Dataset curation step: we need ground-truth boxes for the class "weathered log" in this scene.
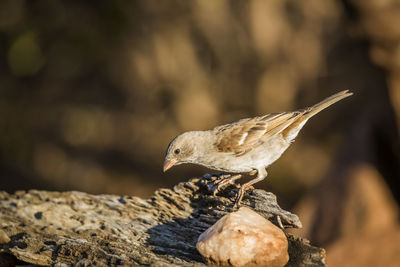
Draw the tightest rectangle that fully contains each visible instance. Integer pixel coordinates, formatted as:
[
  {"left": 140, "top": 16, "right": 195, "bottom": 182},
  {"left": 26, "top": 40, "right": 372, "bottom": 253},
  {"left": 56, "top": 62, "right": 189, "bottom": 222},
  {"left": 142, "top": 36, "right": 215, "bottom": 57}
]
[{"left": 0, "top": 175, "right": 325, "bottom": 266}]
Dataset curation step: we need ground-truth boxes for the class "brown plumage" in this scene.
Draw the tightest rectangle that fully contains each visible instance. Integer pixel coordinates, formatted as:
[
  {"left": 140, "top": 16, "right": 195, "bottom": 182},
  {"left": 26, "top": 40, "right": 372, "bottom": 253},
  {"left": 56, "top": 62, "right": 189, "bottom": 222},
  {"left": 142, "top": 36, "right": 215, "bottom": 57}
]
[{"left": 163, "top": 90, "right": 353, "bottom": 207}]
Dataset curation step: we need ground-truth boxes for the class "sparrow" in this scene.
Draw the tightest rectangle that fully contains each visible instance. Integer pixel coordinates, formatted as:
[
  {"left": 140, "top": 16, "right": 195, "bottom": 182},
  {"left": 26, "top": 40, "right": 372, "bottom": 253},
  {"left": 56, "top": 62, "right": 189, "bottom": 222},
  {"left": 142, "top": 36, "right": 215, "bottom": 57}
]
[{"left": 163, "top": 90, "right": 352, "bottom": 208}]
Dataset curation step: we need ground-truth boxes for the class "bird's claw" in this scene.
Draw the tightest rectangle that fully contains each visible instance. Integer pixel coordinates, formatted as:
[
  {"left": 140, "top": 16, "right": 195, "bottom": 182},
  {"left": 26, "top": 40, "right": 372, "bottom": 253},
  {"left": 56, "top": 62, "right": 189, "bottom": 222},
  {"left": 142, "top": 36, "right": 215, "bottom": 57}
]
[
  {"left": 211, "top": 174, "right": 242, "bottom": 196},
  {"left": 212, "top": 179, "right": 240, "bottom": 196},
  {"left": 232, "top": 184, "right": 255, "bottom": 209},
  {"left": 233, "top": 187, "right": 245, "bottom": 209}
]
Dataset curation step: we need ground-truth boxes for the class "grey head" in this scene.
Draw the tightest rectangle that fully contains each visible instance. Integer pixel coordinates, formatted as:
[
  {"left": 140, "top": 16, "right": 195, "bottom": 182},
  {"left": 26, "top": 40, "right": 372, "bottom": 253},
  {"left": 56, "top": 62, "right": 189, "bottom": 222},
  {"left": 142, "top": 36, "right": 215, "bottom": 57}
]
[{"left": 163, "top": 131, "right": 211, "bottom": 172}]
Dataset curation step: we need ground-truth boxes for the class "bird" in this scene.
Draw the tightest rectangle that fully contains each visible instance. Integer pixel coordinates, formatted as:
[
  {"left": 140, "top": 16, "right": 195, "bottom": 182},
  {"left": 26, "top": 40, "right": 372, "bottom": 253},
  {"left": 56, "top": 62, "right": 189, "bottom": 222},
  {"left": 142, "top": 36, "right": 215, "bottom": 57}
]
[{"left": 163, "top": 90, "right": 352, "bottom": 208}]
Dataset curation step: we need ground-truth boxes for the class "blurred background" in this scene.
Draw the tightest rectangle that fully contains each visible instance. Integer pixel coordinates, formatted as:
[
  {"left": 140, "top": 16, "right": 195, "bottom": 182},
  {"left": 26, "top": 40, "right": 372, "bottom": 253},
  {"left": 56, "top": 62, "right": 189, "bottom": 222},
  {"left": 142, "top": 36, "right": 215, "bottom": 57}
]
[{"left": 0, "top": 0, "right": 399, "bottom": 266}]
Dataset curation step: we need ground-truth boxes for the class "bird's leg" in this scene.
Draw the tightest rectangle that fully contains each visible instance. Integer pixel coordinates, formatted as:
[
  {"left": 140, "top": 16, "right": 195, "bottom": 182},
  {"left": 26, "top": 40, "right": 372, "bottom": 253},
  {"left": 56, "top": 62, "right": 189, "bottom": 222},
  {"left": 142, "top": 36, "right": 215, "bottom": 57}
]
[
  {"left": 212, "top": 174, "right": 242, "bottom": 196},
  {"left": 245, "top": 170, "right": 258, "bottom": 190},
  {"left": 233, "top": 169, "right": 268, "bottom": 209}
]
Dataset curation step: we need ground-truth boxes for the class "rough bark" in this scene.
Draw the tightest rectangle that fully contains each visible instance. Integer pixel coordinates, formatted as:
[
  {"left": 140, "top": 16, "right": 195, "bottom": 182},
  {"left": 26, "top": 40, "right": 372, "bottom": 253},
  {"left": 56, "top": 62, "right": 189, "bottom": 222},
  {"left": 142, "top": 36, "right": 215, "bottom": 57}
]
[{"left": 0, "top": 175, "right": 325, "bottom": 266}]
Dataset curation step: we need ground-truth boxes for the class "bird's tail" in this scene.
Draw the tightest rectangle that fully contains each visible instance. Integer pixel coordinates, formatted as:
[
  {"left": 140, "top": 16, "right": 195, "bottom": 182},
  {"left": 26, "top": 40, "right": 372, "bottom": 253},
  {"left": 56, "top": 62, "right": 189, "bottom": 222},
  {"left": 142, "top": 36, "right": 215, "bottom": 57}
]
[
  {"left": 303, "top": 89, "right": 353, "bottom": 119},
  {"left": 281, "top": 90, "right": 353, "bottom": 141}
]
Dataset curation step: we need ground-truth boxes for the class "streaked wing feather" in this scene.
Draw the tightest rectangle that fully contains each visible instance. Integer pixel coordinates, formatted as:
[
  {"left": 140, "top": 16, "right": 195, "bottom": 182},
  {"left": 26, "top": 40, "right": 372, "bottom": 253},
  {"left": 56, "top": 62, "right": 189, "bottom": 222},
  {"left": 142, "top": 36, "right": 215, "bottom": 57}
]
[{"left": 215, "top": 111, "right": 304, "bottom": 156}]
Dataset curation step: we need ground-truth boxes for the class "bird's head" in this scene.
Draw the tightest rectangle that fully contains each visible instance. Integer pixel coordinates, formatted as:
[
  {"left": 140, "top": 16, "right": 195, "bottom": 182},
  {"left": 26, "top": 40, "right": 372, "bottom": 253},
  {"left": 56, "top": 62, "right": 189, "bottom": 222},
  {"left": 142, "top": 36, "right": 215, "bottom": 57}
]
[{"left": 163, "top": 131, "right": 203, "bottom": 172}]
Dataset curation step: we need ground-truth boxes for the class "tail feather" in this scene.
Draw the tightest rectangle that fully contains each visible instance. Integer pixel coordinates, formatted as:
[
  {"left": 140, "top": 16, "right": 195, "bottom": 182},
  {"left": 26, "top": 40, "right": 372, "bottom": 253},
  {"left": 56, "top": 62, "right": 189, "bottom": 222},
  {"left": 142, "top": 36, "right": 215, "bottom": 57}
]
[
  {"left": 304, "top": 89, "right": 353, "bottom": 119},
  {"left": 281, "top": 90, "right": 353, "bottom": 141}
]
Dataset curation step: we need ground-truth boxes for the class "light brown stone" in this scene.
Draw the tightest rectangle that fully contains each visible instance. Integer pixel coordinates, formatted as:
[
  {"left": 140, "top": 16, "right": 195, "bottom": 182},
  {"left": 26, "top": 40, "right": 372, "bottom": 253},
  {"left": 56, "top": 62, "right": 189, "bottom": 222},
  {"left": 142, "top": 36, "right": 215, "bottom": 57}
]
[{"left": 196, "top": 207, "right": 288, "bottom": 267}]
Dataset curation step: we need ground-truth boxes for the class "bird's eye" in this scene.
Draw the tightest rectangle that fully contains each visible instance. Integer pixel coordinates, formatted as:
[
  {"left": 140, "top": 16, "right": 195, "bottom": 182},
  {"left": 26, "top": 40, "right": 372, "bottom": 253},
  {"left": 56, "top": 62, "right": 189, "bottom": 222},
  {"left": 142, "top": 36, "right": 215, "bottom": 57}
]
[{"left": 174, "top": 149, "right": 180, "bottom": 155}]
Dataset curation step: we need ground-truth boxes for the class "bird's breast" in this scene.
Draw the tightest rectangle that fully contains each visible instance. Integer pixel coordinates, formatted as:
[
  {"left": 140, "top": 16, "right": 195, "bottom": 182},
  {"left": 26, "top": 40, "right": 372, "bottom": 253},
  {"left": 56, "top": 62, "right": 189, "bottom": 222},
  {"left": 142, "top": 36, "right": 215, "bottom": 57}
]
[{"left": 198, "top": 135, "right": 291, "bottom": 173}]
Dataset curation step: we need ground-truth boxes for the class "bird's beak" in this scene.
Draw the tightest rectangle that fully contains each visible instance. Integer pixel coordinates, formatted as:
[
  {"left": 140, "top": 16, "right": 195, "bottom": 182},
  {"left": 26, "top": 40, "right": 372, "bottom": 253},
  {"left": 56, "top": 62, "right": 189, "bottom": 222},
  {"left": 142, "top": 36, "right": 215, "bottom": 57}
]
[{"left": 163, "top": 158, "right": 178, "bottom": 172}]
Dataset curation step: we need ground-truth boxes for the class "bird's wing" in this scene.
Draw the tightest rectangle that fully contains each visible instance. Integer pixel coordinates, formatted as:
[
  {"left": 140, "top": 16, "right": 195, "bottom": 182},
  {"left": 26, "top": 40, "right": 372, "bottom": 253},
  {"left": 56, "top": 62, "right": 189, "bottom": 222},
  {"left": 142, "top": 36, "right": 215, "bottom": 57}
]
[{"left": 214, "top": 111, "right": 304, "bottom": 156}]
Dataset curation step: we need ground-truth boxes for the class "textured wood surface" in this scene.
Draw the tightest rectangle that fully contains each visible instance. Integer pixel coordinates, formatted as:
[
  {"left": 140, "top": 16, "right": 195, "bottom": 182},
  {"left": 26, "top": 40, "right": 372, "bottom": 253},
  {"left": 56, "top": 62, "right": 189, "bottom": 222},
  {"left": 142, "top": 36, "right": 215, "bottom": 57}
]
[{"left": 0, "top": 175, "right": 325, "bottom": 266}]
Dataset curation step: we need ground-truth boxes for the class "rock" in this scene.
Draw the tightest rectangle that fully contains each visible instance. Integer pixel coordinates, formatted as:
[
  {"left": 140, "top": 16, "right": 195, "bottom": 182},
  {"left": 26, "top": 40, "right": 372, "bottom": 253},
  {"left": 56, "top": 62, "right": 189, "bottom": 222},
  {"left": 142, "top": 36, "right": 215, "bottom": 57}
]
[{"left": 196, "top": 207, "right": 288, "bottom": 267}]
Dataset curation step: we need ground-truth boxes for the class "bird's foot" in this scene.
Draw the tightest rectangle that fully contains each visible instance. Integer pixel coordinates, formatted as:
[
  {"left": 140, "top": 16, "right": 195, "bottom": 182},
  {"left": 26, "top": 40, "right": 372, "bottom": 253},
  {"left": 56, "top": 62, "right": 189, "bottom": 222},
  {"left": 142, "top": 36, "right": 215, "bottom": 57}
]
[
  {"left": 232, "top": 184, "right": 255, "bottom": 209},
  {"left": 233, "top": 171, "right": 265, "bottom": 209},
  {"left": 211, "top": 174, "right": 242, "bottom": 196},
  {"left": 233, "top": 185, "right": 247, "bottom": 209}
]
